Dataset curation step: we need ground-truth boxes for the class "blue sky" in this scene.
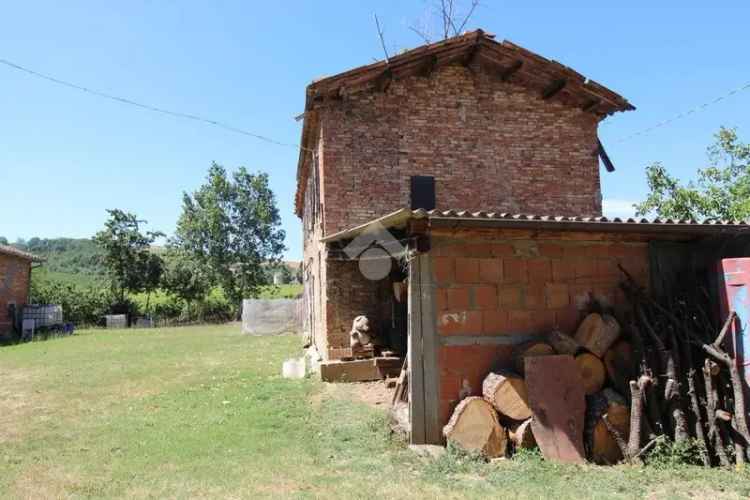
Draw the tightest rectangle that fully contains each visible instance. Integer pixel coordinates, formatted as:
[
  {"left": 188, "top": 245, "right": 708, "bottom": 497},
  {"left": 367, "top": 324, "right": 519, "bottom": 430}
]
[{"left": 1, "top": 1, "right": 749, "bottom": 260}]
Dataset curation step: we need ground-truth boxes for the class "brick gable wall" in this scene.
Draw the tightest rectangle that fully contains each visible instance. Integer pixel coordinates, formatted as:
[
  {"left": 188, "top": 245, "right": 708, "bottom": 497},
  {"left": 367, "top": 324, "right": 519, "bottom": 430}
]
[{"left": 314, "top": 63, "right": 602, "bottom": 238}]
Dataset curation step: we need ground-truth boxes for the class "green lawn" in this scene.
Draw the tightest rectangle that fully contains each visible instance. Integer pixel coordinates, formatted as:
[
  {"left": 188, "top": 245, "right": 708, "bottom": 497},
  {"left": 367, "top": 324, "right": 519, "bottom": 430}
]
[{"left": 1, "top": 325, "right": 749, "bottom": 499}]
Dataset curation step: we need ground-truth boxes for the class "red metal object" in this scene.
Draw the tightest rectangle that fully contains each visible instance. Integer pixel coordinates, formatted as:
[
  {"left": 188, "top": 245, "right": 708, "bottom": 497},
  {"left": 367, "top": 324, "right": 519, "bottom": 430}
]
[
  {"left": 525, "top": 354, "right": 586, "bottom": 464},
  {"left": 717, "top": 258, "right": 750, "bottom": 388}
]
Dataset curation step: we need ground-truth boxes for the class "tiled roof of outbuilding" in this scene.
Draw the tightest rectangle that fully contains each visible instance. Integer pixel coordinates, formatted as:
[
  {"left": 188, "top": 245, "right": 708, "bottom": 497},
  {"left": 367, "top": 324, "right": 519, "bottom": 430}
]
[{"left": 0, "top": 244, "right": 44, "bottom": 262}]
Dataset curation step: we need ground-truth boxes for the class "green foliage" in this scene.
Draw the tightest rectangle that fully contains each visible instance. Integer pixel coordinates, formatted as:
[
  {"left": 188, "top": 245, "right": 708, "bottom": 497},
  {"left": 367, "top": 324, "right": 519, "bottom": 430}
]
[
  {"left": 93, "top": 209, "right": 165, "bottom": 303},
  {"left": 172, "top": 162, "right": 286, "bottom": 307},
  {"left": 30, "top": 280, "right": 113, "bottom": 326},
  {"left": 160, "top": 249, "right": 212, "bottom": 304},
  {"left": 13, "top": 237, "right": 105, "bottom": 281},
  {"left": 643, "top": 437, "right": 705, "bottom": 469},
  {"left": 636, "top": 127, "right": 750, "bottom": 220}
]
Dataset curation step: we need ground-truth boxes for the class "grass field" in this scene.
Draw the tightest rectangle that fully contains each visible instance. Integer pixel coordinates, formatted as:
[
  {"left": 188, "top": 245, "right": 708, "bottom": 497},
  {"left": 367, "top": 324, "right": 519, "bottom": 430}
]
[{"left": 2, "top": 325, "right": 749, "bottom": 499}]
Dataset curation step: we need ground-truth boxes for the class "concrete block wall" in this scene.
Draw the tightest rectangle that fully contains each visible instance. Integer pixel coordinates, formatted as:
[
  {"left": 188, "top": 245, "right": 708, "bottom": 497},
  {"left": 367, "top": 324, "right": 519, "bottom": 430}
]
[{"left": 429, "top": 230, "right": 650, "bottom": 426}]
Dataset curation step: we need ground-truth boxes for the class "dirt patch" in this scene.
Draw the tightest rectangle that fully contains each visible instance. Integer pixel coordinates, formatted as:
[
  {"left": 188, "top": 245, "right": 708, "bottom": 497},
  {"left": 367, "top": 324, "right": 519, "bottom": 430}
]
[{"left": 349, "top": 380, "right": 394, "bottom": 408}]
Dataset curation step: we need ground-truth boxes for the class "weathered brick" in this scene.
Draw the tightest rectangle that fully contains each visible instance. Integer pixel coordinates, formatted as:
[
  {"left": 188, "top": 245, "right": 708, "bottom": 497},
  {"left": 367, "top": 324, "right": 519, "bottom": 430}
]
[
  {"left": 473, "top": 285, "right": 498, "bottom": 309},
  {"left": 503, "top": 258, "right": 528, "bottom": 284},
  {"left": 478, "top": 259, "right": 501, "bottom": 283},
  {"left": 527, "top": 258, "right": 552, "bottom": 283},
  {"left": 483, "top": 309, "right": 509, "bottom": 333},
  {"left": 433, "top": 257, "right": 454, "bottom": 284},
  {"left": 455, "top": 258, "right": 480, "bottom": 283},
  {"left": 447, "top": 287, "right": 470, "bottom": 310},
  {"left": 499, "top": 287, "right": 523, "bottom": 308},
  {"left": 546, "top": 283, "right": 570, "bottom": 309}
]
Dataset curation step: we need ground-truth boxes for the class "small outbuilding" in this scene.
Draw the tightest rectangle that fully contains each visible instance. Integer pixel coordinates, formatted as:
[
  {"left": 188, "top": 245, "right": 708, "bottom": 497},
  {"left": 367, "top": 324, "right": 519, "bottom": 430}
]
[
  {"left": 0, "top": 244, "right": 43, "bottom": 336},
  {"left": 322, "top": 209, "right": 750, "bottom": 444}
]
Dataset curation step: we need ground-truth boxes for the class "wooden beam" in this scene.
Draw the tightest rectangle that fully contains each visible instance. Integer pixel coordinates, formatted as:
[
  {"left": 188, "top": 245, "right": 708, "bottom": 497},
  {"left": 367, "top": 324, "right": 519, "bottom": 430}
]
[
  {"left": 419, "top": 254, "right": 442, "bottom": 444},
  {"left": 418, "top": 54, "right": 438, "bottom": 78},
  {"left": 499, "top": 60, "right": 523, "bottom": 81},
  {"left": 375, "top": 68, "right": 393, "bottom": 93},
  {"left": 598, "top": 139, "right": 616, "bottom": 172},
  {"left": 408, "top": 255, "right": 426, "bottom": 444},
  {"left": 582, "top": 98, "right": 601, "bottom": 112},
  {"left": 542, "top": 78, "right": 567, "bottom": 100},
  {"left": 462, "top": 43, "right": 481, "bottom": 68}
]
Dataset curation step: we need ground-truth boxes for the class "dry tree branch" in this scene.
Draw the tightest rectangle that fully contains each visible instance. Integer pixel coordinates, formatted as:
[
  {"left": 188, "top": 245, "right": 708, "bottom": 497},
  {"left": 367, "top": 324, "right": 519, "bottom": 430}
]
[{"left": 373, "top": 13, "right": 390, "bottom": 63}]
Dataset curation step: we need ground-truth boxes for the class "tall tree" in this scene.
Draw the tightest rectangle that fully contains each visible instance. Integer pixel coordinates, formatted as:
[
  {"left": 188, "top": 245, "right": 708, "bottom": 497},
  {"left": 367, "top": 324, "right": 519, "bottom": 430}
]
[
  {"left": 173, "top": 162, "right": 286, "bottom": 308},
  {"left": 161, "top": 248, "right": 211, "bottom": 311},
  {"left": 93, "top": 209, "right": 164, "bottom": 304},
  {"left": 636, "top": 127, "right": 750, "bottom": 220}
]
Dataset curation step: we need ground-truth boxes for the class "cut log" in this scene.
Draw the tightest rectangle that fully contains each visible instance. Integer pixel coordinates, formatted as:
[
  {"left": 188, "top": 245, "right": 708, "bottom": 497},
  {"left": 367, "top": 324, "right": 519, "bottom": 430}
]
[
  {"left": 603, "top": 340, "right": 635, "bottom": 394},
  {"left": 575, "top": 352, "right": 606, "bottom": 395},
  {"left": 443, "top": 397, "right": 508, "bottom": 458},
  {"left": 482, "top": 371, "right": 532, "bottom": 421},
  {"left": 574, "top": 313, "right": 621, "bottom": 357},
  {"left": 546, "top": 329, "right": 581, "bottom": 356},
  {"left": 509, "top": 418, "right": 536, "bottom": 450},
  {"left": 586, "top": 389, "right": 630, "bottom": 464},
  {"left": 525, "top": 354, "right": 586, "bottom": 464},
  {"left": 512, "top": 341, "right": 554, "bottom": 375}
]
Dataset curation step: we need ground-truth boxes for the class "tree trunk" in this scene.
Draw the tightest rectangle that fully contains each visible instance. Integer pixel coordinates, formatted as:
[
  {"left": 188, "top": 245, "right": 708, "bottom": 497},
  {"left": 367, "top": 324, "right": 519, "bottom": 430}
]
[
  {"left": 626, "top": 375, "right": 652, "bottom": 464},
  {"left": 482, "top": 371, "right": 531, "bottom": 421},
  {"left": 603, "top": 340, "right": 635, "bottom": 396},
  {"left": 509, "top": 418, "right": 536, "bottom": 450},
  {"left": 703, "top": 359, "right": 730, "bottom": 467},
  {"left": 586, "top": 388, "right": 630, "bottom": 464},
  {"left": 575, "top": 352, "right": 606, "bottom": 396},
  {"left": 443, "top": 397, "right": 508, "bottom": 458},
  {"left": 574, "top": 313, "right": 621, "bottom": 357},
  {"left": 512, "top": 341, "right": 554, "bottom": 376},
  {"left": 546, "top": 329, "right": 581, "bottom": 356}
]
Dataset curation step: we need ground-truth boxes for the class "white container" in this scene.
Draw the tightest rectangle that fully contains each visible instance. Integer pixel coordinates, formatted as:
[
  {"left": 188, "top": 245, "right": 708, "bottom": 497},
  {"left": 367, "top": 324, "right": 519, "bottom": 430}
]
[{"left": 282, "top": 358, "right": 306, "bottom": 379}]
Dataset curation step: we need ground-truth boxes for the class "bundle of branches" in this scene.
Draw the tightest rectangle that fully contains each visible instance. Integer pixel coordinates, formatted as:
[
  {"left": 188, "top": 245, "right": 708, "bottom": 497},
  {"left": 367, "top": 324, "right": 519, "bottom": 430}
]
[{"left": 618, "top": 265, "right": 750, "bottom": 467}]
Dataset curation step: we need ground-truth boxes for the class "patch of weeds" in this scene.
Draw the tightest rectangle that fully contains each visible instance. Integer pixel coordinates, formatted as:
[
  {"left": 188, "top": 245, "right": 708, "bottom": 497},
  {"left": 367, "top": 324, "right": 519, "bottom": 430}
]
[
  {"left": 643, "top": 437, "right": 704, "bottom": 468},
  {"left": 422, "top": 442, "right": 488, "bottom": 483}
]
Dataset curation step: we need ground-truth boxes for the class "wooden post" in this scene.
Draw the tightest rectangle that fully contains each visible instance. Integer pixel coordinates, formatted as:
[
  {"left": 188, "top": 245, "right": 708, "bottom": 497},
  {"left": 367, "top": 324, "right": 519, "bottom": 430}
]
[
  {"left": 419, "top": 253, "right": 441, "bottom": 444},
  {"left": 408, "top": 253, "right": 426, "bottom": 444}
]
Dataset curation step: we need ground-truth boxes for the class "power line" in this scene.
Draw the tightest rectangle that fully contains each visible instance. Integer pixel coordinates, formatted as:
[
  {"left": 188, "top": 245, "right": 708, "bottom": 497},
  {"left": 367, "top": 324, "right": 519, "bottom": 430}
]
[
  {"left": 613, "top": 80, "right": 750, "bottom": 144},
  {"left": 0, "top": 57, "right": 310, "bottom": 152}
]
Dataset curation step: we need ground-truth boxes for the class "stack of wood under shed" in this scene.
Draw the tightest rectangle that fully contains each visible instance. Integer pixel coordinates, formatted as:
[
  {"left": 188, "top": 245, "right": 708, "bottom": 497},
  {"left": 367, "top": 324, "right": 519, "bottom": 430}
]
[
  {"left": 445, "top": 310, "right": 629, "bottom": 463},
  {"left": 445, "top": 269, "right": 750, "bottom": 467}
]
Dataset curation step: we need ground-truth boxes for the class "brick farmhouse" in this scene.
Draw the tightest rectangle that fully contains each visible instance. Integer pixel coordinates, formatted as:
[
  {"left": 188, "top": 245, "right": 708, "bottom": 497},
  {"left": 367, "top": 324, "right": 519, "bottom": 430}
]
[
  {"left": 0, "top": 245, "right": 41, "bottom": 336},
  {"left": 294, "top": 30, "right": 750, "bottom": 443}
]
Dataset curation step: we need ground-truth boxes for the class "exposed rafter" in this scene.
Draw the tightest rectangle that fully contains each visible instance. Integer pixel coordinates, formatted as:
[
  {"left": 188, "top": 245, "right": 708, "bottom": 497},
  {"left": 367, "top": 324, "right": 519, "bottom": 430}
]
[{"left": 542, "top": 78, "right": 567, "bottom": 100}]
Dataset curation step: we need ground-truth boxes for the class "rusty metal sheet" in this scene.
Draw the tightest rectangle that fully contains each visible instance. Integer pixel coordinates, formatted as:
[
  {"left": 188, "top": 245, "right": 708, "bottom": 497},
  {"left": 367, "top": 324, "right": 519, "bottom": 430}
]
[
  {"left": 525, "top": 354, "right": 586, "bottom": 464},
  {"left": 718, "top": 258, "right": 750, "bottom": 389}
]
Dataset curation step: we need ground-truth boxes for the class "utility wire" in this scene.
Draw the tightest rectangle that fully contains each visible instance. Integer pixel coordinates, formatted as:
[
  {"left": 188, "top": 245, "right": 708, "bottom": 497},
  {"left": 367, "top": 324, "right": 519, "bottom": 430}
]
[
  {"left": 3, "top": 56, "right": 748, "bottom": 151},
  {"left": 613, "top": 80, "right": 750, "bottom": 144},
  {"left": 0, "top": 57, "right": 311, "bottom": 152}
]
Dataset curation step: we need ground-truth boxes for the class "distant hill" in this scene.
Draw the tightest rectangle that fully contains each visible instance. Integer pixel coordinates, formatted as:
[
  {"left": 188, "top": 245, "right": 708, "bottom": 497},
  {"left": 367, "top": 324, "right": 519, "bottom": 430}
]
[{"left": 10, "top": 237, "right": 106, "bottom": 287}]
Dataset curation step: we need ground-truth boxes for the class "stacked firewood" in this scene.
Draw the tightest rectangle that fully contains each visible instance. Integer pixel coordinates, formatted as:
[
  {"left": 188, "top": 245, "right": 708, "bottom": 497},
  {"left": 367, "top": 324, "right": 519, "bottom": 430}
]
[
  {"left": 444, "top": 310, "right": 632, "bottom": 463},
  {"left": 444, "top": 269, "right": 749, "bottom": 466},
  {"left": 616, "top": 267, "right": 750, "bottom": 467}
]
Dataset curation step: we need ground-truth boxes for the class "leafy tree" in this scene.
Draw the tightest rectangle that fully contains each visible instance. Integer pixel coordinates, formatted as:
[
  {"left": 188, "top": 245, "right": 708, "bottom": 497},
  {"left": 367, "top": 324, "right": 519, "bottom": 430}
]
[
  {"left": 0, "top": 236, "right": 8, "bottom": 245},
  {"left": 161, "top": 249, "right": 211, "bottom": 310},
  {"left": 636, "top": 127, "right": 750, "bottom": 220},
  {"left": 172, "top": 162, "right": 286, "bottom": 308},
  {"left": 93, "top": 209, "right": 165, "bottom": 305}
]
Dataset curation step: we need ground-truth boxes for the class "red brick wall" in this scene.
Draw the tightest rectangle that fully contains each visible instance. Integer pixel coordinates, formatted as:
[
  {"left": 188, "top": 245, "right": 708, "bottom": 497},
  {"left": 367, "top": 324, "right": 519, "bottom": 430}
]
[
  {"left": 315, "top": 63, "right": 602, "bottom": 237},
  {"left": 0, "top": 255, "right": 32, "bottom": 334},
  {"left": 430, "top": 229, "right": 649, "bottom": 426}
]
